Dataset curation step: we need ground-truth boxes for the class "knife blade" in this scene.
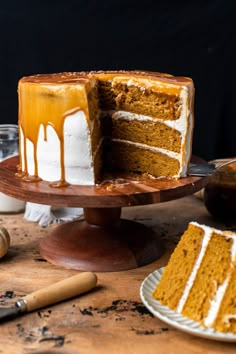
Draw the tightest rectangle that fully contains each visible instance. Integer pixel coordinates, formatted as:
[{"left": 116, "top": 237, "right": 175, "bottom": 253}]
[
  {"left": 0, "top": 271, "right": 97, "bottom": 322},
  {"left": 187, "top": 163, "right": 216, "bottom": 176},
  {"left": 188, "top": 158, "right": 236, "bottom": 177}
]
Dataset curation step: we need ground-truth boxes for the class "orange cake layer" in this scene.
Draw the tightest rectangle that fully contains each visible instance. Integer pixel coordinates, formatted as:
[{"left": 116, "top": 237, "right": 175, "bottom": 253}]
[
  {"left": 111, "top": 141, "right": 181, "bottom": 178},
  {"left": 153, "top": 222, "right": 236, "bottom": 333}
]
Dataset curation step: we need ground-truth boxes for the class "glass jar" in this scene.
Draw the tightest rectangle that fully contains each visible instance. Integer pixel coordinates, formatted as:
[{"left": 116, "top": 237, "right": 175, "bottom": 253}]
[
  {"left": 0, "top": 125, "right": 25, "bottom": 213},
  {"left": 204, "top": 158, "right": 236, "bottom": 221},
  {"left": 0, "top": 124, "right": 19, "bottom": 161}
]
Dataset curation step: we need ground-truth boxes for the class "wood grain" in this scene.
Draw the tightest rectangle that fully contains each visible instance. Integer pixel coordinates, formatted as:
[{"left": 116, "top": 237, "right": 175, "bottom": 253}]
[
  {"left": 39, "top": 216, "right": 164, "bottom": 271},
  {"left": 0, "top": 156, "right": 208, "bottom": 207},
  {"left": 0, "top": 196, "right": 235, "bottom": 353}
]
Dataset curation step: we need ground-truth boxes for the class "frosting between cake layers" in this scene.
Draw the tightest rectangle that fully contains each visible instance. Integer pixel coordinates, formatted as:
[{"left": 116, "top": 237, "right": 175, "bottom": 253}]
[
  {"left": 204, "top": 273, "right": 231, "bottom": 327},
  {"left": 111, "top": 102, "right": 188, "bottom": 133},
  {"left": 112, "top": 139, "right": 181, "bottom": 161}
]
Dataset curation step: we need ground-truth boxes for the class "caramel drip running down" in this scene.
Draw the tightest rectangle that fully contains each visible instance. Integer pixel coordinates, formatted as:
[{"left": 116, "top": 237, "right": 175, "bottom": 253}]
[
  {"left": 43, "top": 125, "right": 47, "bottom": 141},
  {"left": 18, "top": 78, "right": 90, "bottom": 187},
  {"left": 49, "top": 108, "right": 83, "bottom": 188}
]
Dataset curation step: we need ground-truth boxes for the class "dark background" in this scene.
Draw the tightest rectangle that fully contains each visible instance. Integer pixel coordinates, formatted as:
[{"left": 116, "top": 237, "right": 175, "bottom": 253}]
[{"left": 0, "top": 0, "right": 235, "bottom": 161}]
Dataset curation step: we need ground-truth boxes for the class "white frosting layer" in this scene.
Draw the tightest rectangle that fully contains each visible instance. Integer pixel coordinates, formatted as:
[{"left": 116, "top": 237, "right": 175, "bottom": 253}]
[
  {"left": 204, "top": 275, "right": 231, "bottom": 328},
  {"left": 21, "top": 110, "right": 96, "bottom": 185},
  {"left": 113, "top": 139, "right": 180, "bottom": 160},
  {"left": 111, "top": 108, "right": 185, "bottom": 132}
]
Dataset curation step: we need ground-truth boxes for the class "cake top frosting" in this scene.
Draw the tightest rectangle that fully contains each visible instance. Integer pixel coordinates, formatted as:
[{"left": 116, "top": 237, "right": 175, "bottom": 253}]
[{"left": 19, "top": 70, "right": 193, "bottom": 87}]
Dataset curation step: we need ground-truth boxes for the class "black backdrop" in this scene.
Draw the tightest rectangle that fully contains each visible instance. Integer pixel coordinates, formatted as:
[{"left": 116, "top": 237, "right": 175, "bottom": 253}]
[{"left": 0, "top": 0, "right": 235, "bottom": 161}]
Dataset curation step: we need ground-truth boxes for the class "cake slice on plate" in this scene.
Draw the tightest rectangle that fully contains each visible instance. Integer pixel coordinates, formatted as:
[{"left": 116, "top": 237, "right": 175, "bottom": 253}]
[{"left": 153, "top": 221, "right": 236, "bottom": 333}]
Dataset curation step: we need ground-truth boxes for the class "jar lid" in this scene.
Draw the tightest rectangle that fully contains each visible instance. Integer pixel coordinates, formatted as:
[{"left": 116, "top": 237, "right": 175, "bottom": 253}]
[{"left": 0, "top": 125, "right": 18, "bottom": 142}]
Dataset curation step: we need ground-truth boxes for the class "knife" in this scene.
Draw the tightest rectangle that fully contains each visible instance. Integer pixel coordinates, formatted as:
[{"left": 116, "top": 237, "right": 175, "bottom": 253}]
[
  {"left": 187, "top": 158, "right": 236, "bottom": 177},
  {"left": 187, "top": 163, "right": 216, "bottom": 176},
  {"left": 0, "top": 271, "right": 97, "bottom": 322}
]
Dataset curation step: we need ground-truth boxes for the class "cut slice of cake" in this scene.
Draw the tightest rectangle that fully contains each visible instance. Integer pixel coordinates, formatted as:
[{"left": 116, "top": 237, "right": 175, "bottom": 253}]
[
  {"left": 153, "top": 222, "right": 236, "bottom": 333},
  {"left": 18, "top": 70, "right": 194, "bottom": 186}
]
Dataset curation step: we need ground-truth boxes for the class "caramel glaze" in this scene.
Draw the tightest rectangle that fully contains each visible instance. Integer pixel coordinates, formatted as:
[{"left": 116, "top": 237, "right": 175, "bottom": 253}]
[
  {"left": 18, "top": 70, "right": 194, "bottom": 187},
  {"left": 18, "top": 76, "right": 93, "bottom": 187},
  {"left": 20, "top": 70, "right": 193, "bottom": 86}
]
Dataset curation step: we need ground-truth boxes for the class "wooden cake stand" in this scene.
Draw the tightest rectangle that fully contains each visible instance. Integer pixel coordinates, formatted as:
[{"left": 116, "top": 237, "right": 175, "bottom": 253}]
[{"left": 0, "top": 156, "right": 208, "bottom": 271}]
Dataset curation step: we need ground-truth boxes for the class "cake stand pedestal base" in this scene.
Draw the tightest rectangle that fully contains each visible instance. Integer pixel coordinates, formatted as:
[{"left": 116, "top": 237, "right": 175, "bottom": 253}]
[{"left": 39, "top": 207, "right": 164, "bottom": 271}]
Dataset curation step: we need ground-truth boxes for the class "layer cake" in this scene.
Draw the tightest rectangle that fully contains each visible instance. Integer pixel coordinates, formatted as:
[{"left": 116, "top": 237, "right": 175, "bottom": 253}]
[{"left": 18, "top": 70, "right": 194, "bottom": 186}]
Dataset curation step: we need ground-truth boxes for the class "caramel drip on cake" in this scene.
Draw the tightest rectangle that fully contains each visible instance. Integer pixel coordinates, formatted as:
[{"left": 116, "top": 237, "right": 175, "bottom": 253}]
[
  {"left": 18, "top": 78, "right": 90, "bottom": 187},
  {"left": 49, "top": 108, "right": 83, "bottom": 188}
]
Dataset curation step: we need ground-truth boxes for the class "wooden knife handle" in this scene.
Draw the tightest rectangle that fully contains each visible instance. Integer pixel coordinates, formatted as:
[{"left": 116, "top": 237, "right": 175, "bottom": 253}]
[{"left": 23, "top": 272, "right": 97, "bottom": 312}]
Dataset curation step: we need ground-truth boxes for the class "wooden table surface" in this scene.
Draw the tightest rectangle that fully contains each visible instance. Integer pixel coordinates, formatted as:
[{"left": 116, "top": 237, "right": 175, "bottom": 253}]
[{"left": 0, "top": 195, "right": 235, "bottom": 354}]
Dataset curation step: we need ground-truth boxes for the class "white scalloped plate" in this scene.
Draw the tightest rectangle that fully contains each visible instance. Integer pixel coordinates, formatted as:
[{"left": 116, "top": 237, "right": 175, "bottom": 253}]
[{"left": 140, "top": 268, "right": 236, "bottom": 342}]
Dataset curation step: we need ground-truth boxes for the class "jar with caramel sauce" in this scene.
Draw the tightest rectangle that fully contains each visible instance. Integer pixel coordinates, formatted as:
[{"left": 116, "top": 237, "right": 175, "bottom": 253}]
[{"left": 204, "top": 158, "right": 236, "bottom": 220}]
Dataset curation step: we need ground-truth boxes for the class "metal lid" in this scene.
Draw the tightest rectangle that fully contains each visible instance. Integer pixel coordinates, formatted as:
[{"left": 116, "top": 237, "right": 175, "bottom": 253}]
[{"left": 0, "top": 125, "right": 18, "bottom": 142}]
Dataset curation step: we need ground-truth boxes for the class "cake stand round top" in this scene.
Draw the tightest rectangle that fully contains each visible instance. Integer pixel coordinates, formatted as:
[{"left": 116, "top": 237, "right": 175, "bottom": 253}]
[{"left": 0, "top": 156, "right": 208, "bottom": 208}]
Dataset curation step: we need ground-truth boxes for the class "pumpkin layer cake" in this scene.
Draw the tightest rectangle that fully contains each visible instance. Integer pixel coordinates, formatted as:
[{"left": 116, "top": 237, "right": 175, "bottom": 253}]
[
  {"left": 18, "top": 70, "right": 194, "bottom": 186},
  {"left": 153, "top": 222, "right": 236, "bottom": 333}
]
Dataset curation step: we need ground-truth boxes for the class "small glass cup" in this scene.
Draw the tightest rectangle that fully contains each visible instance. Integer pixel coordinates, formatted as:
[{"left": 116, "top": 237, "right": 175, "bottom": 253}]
[
  {"left": 204, "top": 158, "right": 236, "bottom": 221},
  {"left": 0, "top": 125, "right": 25, "bottom": 213}
]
